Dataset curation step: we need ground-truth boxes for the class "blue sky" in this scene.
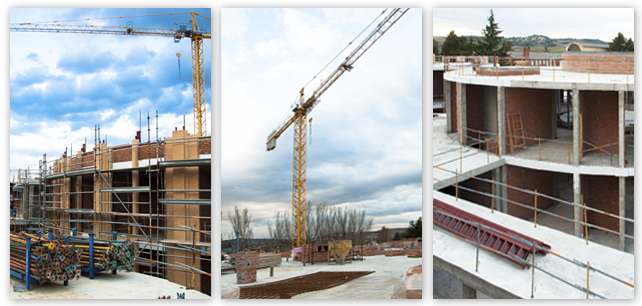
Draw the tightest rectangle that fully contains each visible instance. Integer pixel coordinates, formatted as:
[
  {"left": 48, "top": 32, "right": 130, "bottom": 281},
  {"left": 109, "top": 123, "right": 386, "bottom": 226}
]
[
  {"left": 9, "top": 8, "right": 211, "bottom": 173},
  {"left": 434, "top": 8, "right": 634, "bottom": 42},
  {"left": 221, "top": 8, "right": 423, "bottom": 239}
]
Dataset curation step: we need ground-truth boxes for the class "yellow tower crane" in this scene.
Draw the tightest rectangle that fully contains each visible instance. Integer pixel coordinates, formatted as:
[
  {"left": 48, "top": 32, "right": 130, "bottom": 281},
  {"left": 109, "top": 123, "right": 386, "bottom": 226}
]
[
  {"left": 266, "top": 8, "right": 409, "bottom": 248},
  {"left": 10, "top": 12, "right": 210, "bottom": 137}
]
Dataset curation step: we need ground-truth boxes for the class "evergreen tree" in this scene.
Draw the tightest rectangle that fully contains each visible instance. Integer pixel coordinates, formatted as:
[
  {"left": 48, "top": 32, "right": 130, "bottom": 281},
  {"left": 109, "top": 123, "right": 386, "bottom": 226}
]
[
  {"left": 433, "top": 38, "right": 439, "bottom": 55},
  {"left": 441, "top": 30, "right": 464, "bottom": 55},
  {"left": 609, "top": 32, "right": 634, "bottom": 52},
  {"left": 404, "top": 217, "right": 422, "bottom": 238},
  {"left": 479, "top": 9, "right": 511, "bottom": 57}
]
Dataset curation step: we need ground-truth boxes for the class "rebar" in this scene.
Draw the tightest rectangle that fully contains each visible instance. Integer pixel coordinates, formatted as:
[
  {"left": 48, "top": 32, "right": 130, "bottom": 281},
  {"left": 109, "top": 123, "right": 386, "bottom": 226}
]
[{"left": 239, "top": 271, "right": 374, "bottom": 299}]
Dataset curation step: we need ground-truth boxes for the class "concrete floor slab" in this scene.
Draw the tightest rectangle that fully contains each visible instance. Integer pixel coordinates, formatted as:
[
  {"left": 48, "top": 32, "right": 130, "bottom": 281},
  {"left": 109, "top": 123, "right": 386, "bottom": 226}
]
[
  {"left": 443, "top": 65, "right": 634, "bottom": 91},
  {"left": 10, "top": 271, "right": 210, "bottom": 299},
  {"left": 433, "top": 191, "right": 634, "bottom": 299},
  {"left": 220, "top": 255, "right": 423, "bottom": 299}
]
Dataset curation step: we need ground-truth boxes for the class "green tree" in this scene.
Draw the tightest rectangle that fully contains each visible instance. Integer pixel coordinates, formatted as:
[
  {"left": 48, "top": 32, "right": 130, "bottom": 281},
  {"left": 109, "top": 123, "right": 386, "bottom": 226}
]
[
  {"left": 441, "top": 30, "right": 464, "bottom": 55},
  {"left": 479, "top": 9, "right": 511, "bottom": 57},
  {"left": 543, "top": 45, "right": 549, "bottom": 52},
  {"left": 461, "top": 35, "right": 479, "bottom": 55},
  {"left": 433, "top": 38, "right": 439, "bottom": 55},
  {"left": 406, "top": 217, "right": 423, "bottom": 238},
  {"left": 609, "top": 32, "right": 634, "bottom": 51},
  {"left": 392, "top": 232, "right": 402, "bottom": 241}
]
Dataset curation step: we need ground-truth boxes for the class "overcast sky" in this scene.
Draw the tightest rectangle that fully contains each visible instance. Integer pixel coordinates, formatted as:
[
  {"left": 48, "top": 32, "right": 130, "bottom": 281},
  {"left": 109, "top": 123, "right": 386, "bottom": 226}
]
[
  {"left": 221, "top": 8, "right": 422, "bottom": 238},
  {"left": 9, "top": 8, "right": 211, "bottom": 175},
  {"left": 434, "top": 8, "right": 634, "bottom": 42}
]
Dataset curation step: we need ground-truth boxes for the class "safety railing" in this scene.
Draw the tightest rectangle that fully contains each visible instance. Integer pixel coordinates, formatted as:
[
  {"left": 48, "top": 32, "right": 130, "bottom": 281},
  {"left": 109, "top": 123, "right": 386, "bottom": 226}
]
[
  {"left": 456, "top": 126, "right": 634, "bottom": 168},
  {"left": 438, "top": 55, "right": 634, "bottom": 84}
]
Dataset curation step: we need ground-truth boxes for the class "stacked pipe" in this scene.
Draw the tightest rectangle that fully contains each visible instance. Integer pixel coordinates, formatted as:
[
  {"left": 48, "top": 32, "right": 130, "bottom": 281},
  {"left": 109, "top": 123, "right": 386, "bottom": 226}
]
[
  {"left": 9, "top": 233, "right": 82, "bottom": 285},
  {"left": 66, "top": 237, "right": 136, "bottom": 272}
]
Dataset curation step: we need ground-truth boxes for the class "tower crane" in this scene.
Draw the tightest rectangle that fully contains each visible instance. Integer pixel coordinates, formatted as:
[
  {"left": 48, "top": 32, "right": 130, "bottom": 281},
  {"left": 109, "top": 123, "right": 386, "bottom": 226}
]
[
  {"left": 266, "top": 8, "right": 409, "bottom": 248},
  {"left": 10, "top": 12, "right": 210, "bottom": 137}
]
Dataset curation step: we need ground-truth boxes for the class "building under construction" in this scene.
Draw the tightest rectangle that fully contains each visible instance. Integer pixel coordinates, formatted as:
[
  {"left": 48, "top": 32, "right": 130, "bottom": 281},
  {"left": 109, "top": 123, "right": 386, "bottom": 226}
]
[
  {"left": 10, "top": 124, "right": 212, "bottom": 296},
  {"left": 432, "top": 50, "right": 634, "bottom": 299}
]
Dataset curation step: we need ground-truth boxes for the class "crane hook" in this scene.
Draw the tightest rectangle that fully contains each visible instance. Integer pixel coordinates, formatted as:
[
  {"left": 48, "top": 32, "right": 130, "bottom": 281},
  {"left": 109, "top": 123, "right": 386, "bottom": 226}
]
[{"left": 176, "top": 52, "right": 182, "bottom": 80}]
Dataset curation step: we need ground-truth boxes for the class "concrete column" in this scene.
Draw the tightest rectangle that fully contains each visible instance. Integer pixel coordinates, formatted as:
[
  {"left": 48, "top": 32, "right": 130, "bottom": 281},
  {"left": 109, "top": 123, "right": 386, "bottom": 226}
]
[
  {"left": 572, "top": 86, "right": 580, "bottom": 166},
  {"left": 497, "top": 87, "right": 505, "bottom": 157},
  {"left": 573, "top": 172, "right": 581, "bottom": 237},
  {"left": 571, "top": 83, "right": 582, "bottom": 237},
  {"left": 497, "top": 86, "right": 508, "bottom": 213},
  {"left": 618, "top": 91, "right": 625, "bottom": 168},
  {"left": 458, "top": 82, "right": 467, "bottom": 145},
  {"left": 462, "top": 283, "right": 477, "bottom": 299},
  {"left": 619, "top": 176, "right": 625, "bottom": 251},
  {"left": 499, "top": 165, "right": 508, "bottom": 214},
  {"left": 551, "top": 90, "right": 557, "bottom": 139},
  {"left": 445, "top": 81, "right": 452, "bottom": 133},
  {"left": 492, "top": 166, "right": 508, "bottom": 213}
]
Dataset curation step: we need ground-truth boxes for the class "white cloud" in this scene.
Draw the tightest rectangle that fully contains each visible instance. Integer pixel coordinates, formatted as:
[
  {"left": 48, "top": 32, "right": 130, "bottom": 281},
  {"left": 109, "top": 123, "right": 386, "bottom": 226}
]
[{"left": 221, "top": 9, "right": 248, "bottom": 39}]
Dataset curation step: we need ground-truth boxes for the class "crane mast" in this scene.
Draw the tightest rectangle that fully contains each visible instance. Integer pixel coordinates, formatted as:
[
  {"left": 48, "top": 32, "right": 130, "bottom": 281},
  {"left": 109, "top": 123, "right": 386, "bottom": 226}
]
[{"left": 266, "top": 8, "right": 409, "bottom": 248}]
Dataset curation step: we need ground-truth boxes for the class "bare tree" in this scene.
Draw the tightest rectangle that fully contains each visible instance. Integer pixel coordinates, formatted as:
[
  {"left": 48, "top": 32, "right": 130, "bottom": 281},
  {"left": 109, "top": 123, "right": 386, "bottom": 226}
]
[
  {"left": 227, "top": 206, "right": 253, "bottom": 250},
  {"left": 268, "top": 210, "right": 291, "bottom": 251}
]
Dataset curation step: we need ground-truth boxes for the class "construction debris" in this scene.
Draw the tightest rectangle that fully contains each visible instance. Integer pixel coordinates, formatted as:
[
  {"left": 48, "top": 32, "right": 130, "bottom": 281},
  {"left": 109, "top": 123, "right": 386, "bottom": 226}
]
[{"left": 391, "top": 265, "right": 422, "bottom": 299}]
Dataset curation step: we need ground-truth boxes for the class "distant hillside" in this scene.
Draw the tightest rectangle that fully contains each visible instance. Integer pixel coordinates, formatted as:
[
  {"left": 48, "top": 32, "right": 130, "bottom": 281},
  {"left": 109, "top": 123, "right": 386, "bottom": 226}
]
[{"left": 434, "top": 34, "right": 608, "bottom": 51}]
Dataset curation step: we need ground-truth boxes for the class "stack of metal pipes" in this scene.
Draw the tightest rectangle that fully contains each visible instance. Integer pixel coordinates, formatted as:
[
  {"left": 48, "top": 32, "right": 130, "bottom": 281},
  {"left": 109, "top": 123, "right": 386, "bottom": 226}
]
[
  {"left": 9, "top": 233, "right": 82, "bottom": 284},
  {"left": 66, "top": 237, "right": 136, "bottom": 272}
]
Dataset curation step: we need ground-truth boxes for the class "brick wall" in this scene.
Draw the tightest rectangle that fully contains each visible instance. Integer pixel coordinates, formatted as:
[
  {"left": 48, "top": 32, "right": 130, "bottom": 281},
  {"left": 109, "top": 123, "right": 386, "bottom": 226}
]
[
  {"left": 458, "top": 171, "right": 493, "bottom": 208},
  {"left": 112, "top": 147, "right": 133, "bottom": 163},
  {"left": 505, "top": 88, "right": 553, "bottom": 151},
  {"left": 561, "top": 53, "right": 634, "bottom": 74},
  {"left": 466, "top": 85, "right": 484, "bottom": 142},
  {"left": 234, "top": 251, "right": 259, "bottom": 284},
  {"left": 139, "top": 143, "right": 165, "bottom": 160},
  {"left": 296, "top": 244, "right": 329, "bottom": 263},
  {"left": 579, "top": 91, "right": 619, "bottom": 155},
  {"left": 506, "top": 166, "right": 554, "bottom": 220},
  {"left": 198, "top": 137, "right": 211, "bottom": 155},
  {"left": 583, "top": 175, "right": 619, "bottom": 232}
]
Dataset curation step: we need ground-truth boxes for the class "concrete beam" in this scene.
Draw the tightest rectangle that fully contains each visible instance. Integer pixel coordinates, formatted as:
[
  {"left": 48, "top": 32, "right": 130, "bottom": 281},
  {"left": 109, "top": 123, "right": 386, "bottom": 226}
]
[
  {"left": 459, "top": 82, "right": 467, "bottom": 145},
  {"left": 433, "top": 256, "right": 521, "bottom": 299},
  {"left": 573, "top": 172, "right": 581, "bottom": 237},
  {"left": 572, "top": 86, "right": 580, "bottom": 166},
  {"left": 497, "top": 86, "right": 505, "bottom": 157}
]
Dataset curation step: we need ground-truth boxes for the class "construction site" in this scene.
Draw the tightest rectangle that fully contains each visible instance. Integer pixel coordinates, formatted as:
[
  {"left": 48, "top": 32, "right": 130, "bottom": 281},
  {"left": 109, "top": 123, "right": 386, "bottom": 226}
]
[
  {"left": 432, "top": 49, "right": 634, "bottom": 299},
  {"left": 220, "top": 8, "right": 422, "bottom": 299},
  {"left": 9, "top": 11, "right": 211, "bottom": 298}
]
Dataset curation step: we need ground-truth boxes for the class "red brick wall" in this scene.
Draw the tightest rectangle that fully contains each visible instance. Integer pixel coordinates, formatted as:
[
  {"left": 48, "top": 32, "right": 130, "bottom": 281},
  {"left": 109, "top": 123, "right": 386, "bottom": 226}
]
[
  {"left": 561, "top": 53, "right": 634, "bottom": 74},
  {"left": 458, "top": 171, "right": 493, "bottom": 208},
  {"left": 505, "top": 88, "right": 553, "bottom": 151},
  {"left": 466, "top": 85, "right": 484, "bottom": 142},
  {"left": 139, "top": 143, "right": 165, "bottom": 160},
  {"left": 234, "top": 251, "right": 259, "bottom": 284},
  {"left": 583, "top": 175, "right": 619, "bottom": 232},
  {"left": 198, "top": 137, "right": 211, "bottom": 155},
  {"left": 82, "top": 153, "right": 95, "bottom": 167},
  {"left": 579, "top": 91, "right": 619, "bottom": 155},
  {"left": 506, "top": 166, "right": 554, "bottom": 220},
  {"left": 112, "top": 147, "right": 133, "bottom": 163},
  {"left": 296, "top": 244, "right": 329, "bottom": 263}
]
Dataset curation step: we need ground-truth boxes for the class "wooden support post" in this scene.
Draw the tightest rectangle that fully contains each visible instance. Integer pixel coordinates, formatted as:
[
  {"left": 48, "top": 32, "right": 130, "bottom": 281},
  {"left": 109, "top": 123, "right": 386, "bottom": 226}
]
[{"left": 586, "top": 262, "right": 590, "bottom": 299}]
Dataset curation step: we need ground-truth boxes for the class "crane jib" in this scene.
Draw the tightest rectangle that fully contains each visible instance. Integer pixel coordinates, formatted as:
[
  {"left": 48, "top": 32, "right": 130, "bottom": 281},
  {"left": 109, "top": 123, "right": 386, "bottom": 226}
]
[{"left": 264, "top": 8, "right": 411, "bottom": 248}]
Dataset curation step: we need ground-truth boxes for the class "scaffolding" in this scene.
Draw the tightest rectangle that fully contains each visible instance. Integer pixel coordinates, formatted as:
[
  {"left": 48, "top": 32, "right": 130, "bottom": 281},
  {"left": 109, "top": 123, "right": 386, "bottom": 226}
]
[{"left": 10, "top": 112, "right": 212, "bottom": 295}]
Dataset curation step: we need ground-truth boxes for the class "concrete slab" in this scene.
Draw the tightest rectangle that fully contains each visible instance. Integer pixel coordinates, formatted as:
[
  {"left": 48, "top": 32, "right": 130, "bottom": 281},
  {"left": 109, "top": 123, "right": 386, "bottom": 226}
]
[
  {"left": 444, "top": 66, "right": 634, "bottom": 91},
  {"left": 433, "top": 191, "right": 634, "bottom": 299},
  {"left": 10, "top": 271, "right": 210, "bottom": 299},
  {"left": 432, "top": 114, "right": 504, "bottom": 190}
]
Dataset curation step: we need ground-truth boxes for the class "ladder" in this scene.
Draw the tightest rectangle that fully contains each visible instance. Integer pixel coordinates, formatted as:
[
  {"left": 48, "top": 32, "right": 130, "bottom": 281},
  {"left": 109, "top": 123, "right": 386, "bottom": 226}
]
[
  {"left": 506, "top": 112, "right": 527, "bottom": 155},
  {"left": 433, "top": 208, "right": 532, "bottom": 268},
  {"left": 433, "top": 199, "right": 550, "bottom": 269}
]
